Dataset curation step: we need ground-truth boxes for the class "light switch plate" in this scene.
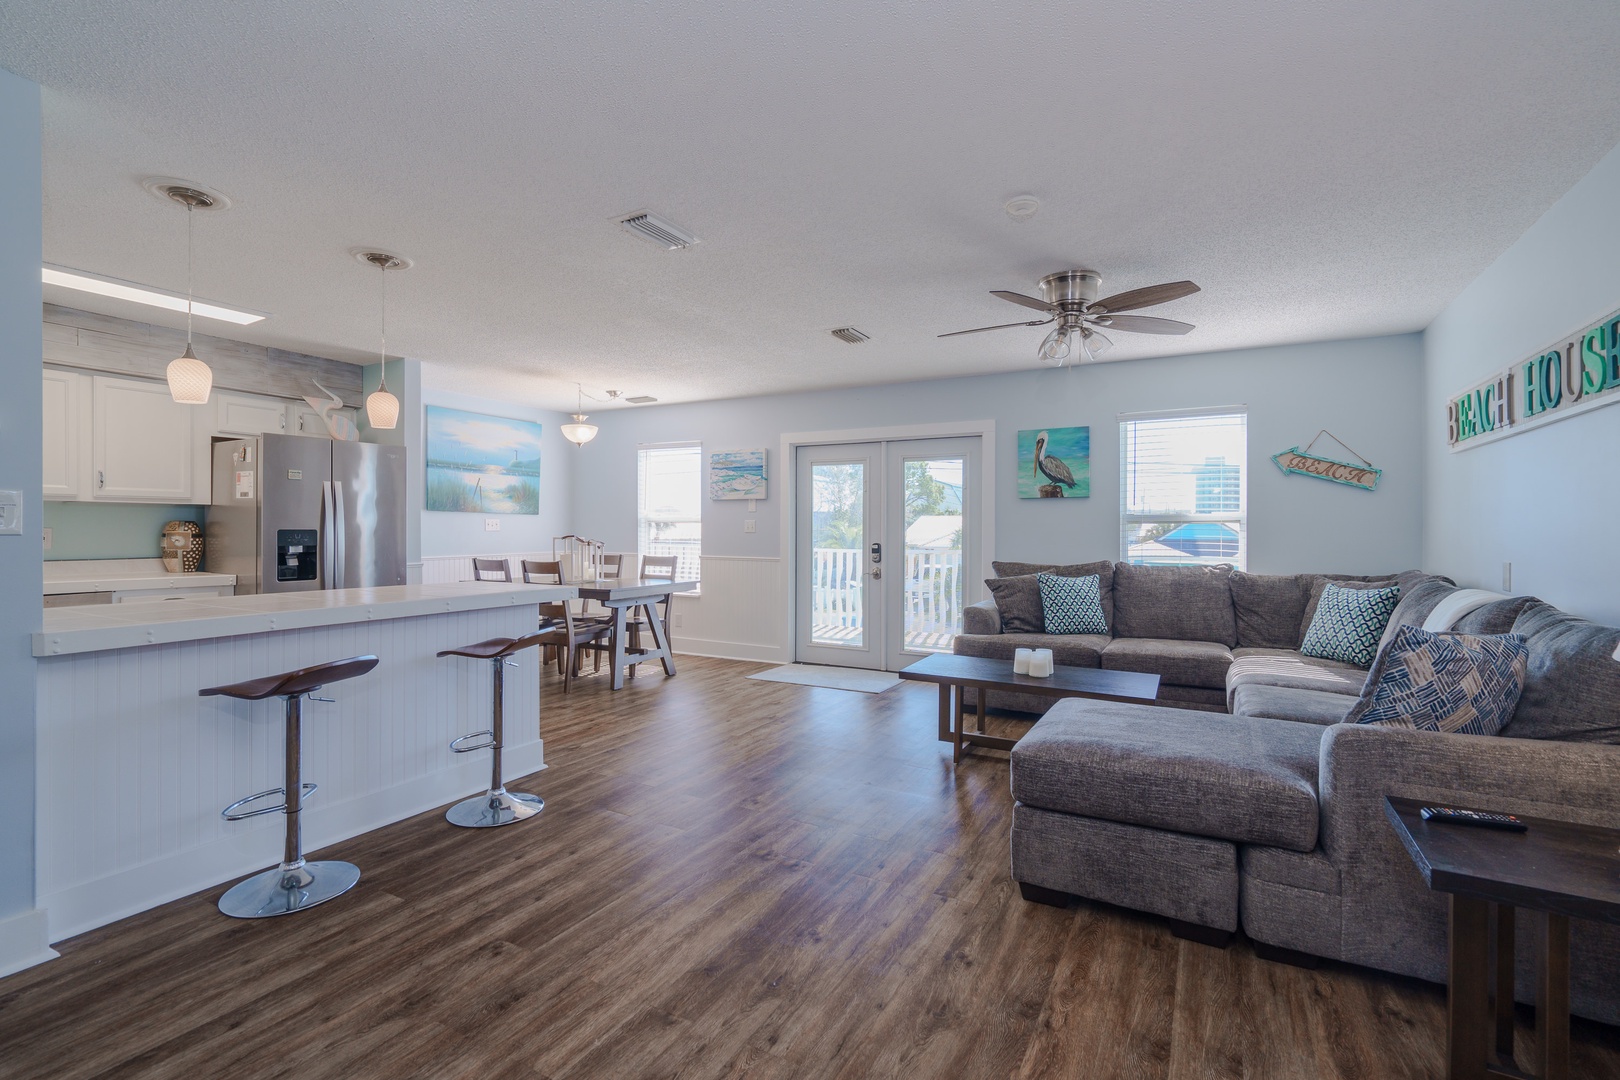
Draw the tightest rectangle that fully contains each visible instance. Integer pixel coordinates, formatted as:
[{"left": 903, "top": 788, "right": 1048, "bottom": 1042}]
[
  {"left": 42, "top": 526, "right": 52, "bottom": 550},
  {"left": 0, "top": 490, "right": 21, "bottom": 535},
  {"left": 744, "top": 519, "right": 756, "bottom": 533},
  {"left": 484, "top": 518, "right": 500, "bottom": 532},
  {"left": 1502, "top": 562, "right": 1512, "bottom": 592}
]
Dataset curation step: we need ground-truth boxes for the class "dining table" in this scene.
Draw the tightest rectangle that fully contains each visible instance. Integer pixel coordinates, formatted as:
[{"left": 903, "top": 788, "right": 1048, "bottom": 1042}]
[{"left": 573, "top": 577, "right": 698, "bottom": 689}]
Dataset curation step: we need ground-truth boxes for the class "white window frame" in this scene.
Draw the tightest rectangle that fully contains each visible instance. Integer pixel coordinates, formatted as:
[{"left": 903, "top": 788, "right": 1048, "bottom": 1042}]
[
  {"left": 1118, "top": 405, "right": 1248, "bottom": 570},
  {"left": 637, "top": 441, "right": 703, "bottom": 583}
]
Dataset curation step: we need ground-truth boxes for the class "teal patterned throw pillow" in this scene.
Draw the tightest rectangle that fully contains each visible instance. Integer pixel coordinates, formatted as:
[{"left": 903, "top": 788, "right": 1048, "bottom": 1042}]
[
  {"left": 1299, "top": 583, "right": 1400, "bottom": 667},
  {"left": 1039, "top": 573, "right": 1108, "bottom": 635},
  {"left": 1348, "top": 625, "right": 1528, "bottom": 736}
]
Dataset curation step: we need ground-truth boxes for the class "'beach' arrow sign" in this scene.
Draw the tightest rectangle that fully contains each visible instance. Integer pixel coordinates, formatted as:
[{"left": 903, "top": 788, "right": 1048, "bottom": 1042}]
[{"left": 1271, "top": 448, "right": 1381, "bottom": 491}]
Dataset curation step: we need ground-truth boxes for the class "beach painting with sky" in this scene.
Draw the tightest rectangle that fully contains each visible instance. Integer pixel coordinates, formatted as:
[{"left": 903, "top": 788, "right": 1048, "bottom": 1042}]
[
  {"left": 710, "top": 449, "right": 767, "bottom": 500},
  {"left": 1017, "top": 426, "right": 1090, "bottom": 499},
  {"left": 425, "top": 406, "right": 542, "bottom": 514}
]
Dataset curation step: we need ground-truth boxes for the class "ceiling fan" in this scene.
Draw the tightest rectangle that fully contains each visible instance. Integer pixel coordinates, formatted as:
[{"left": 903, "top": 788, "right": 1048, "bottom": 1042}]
[{"left": 940, "top": 269, "right": 1200, "bottom": 366}]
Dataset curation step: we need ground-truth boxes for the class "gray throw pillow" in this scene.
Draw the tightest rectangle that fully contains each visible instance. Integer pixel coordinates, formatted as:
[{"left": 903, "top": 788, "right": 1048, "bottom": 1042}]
[
  {"left": 984, "top": 575, "right": 1044, "bottom": 633},
  {"left": 1230, "top": 572, "right": 1314, "bottom": 649},
  {"left": 1498, "top": 601, "right": 1620, "bottom": 743}
]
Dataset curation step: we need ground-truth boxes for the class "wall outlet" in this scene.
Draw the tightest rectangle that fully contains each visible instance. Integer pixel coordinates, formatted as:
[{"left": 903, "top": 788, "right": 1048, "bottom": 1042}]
[
  {"left": 674, "top": 612, "right": 683, "bottom": 628},
  {"left": 1502, "top": 562, "right": 1512, "bottom": 592},
  {"left": 42, "top": 526, "right": 52, "bottom": 551},
  {"left": 744, "top": 519, "right": 756, "bottom": 533},
  {"left": 484, "top": 518, "right": 501, "bottom": 532}
]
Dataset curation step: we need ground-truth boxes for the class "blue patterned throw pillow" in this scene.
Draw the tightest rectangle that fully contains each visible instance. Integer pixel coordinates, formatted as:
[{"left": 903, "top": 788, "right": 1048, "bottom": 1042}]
[
  {"left": 1347, "top": 625, "right": 1528, "bottom": 736},
  {"left": 1039, "top": 573, "right": 1108, "bottom": 635},
  {"left": 1299, "top": 583, "right": 1400, "bottom": 667}
]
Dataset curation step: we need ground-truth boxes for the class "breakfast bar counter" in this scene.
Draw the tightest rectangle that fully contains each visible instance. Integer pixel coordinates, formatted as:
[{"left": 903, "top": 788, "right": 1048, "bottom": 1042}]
[{"left": 33, "top": 582, "right": 574, "bottom": 942}]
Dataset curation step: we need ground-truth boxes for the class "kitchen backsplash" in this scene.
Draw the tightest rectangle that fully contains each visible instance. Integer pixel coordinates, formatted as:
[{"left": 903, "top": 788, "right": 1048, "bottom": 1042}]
[{"left": 44, "top": 502, "right": 204, "bottom": 562}]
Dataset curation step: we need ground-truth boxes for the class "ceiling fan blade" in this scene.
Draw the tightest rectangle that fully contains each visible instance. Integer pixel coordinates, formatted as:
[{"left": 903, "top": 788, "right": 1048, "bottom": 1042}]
[
  {"left": 1086, "top": 313, "right": 1194, "bottom": 335},
  {"left": 938, "top": 318, "right": 1052, "bottom": 338},
  {"left": 991, "top": 290, "right": 1057, "bottom": 313},
  {"left": 1089, "top": 280, "right": 1200, "bottom": 314}
]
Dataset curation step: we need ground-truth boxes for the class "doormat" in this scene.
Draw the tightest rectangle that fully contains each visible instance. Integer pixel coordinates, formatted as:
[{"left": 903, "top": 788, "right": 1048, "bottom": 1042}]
[{"left": 747, "top": 664, "right": 902, "bottom": 694}]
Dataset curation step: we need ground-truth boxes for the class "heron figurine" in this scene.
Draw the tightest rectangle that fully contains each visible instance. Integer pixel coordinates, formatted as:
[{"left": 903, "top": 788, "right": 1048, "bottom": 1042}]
[{"left": 1033, "top": 431, "right": 1078, "bottom": 493}]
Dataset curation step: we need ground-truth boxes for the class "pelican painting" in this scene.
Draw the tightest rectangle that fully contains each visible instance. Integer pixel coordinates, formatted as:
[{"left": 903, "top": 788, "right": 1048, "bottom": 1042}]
[{"left": 1018, "top": 426, "right": 1090, "bottom": 499}]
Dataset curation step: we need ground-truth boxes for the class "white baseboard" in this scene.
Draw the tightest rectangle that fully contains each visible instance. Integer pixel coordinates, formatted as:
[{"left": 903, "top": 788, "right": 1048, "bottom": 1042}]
[
  {"left": 672, "top": 637, "right": 786, "bottom": 664},
  {"left": 41, "top": 741, "right": 546, "bottom": 944},
  {"left": 0, "top": 908, "right": 58, "bottom": 979}
]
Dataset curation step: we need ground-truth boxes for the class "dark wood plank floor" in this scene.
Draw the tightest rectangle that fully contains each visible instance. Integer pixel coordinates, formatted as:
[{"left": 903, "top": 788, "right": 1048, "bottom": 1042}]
[{"left": 3, "top": 655, "right": 1619, "bottom": 1079}]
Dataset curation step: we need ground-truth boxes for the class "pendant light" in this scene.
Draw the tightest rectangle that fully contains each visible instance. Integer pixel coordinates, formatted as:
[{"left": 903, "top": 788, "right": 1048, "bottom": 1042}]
[
  {"left": 362, "top": 252, "right": 403, "bottom": 429},
  {"left": 560, "top": 383, "right": 598, "bottom": 446},
  {"left": 165, "top": 187, "right": 216, "bottom": 404}
]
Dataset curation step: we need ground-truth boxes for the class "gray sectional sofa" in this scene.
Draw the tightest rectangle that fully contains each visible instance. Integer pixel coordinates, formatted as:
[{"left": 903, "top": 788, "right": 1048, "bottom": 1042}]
[{"left": 958, "top": 561, "right": 1620, "bottom": 1023}]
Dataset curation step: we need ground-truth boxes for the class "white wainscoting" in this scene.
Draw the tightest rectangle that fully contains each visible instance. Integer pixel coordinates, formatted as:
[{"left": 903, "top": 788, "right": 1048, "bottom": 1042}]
[
  {"left": 36, "top": 603, "right": 545, "bottom": 941},
  {"left": 669, "top": 556, "right": 785, "bottom": 663},
  {"left": 420, "top": 552, "right": 560, "bottom": 584}
]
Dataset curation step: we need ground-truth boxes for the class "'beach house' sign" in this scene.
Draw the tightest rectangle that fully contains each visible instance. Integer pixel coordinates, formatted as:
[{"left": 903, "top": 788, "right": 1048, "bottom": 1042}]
[{"left": 1449, "top": 304, "right": 1620, "bottom": 451}]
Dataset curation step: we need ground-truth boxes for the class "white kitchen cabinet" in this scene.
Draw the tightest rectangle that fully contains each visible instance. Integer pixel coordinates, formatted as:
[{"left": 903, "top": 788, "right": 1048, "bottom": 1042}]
[
  {"left": 287, "top": 402, "right": 354, "bottom": 439},
  {"left": 42, "top": 368, "right": 86, "bottom": 499},
  {"left": 214, "top": 391, "right": 289, "bottom": 436},
  {"left": 90, "top": 376, "right": 197, "bottom": 502}
]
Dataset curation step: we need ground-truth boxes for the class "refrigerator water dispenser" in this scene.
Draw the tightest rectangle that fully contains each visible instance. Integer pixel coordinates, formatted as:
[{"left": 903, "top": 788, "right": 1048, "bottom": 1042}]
[{"left": 276, "top": 529, "right": 319, "bottom": 583}]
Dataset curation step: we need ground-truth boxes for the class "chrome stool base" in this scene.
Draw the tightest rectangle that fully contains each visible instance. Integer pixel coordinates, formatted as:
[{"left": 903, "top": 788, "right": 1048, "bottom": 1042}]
[
  {"left": 446, "top": 788, "right": 543, "bottom": 828},
  {"left": 218, "top": 860, "right": 361, "bottom": 919}
]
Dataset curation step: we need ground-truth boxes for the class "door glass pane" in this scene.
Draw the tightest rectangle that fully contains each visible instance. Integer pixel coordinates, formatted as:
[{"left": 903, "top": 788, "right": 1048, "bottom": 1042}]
[
  {"left": 902, "top": 457, "right": 964, "bottom": 653},
  {"left": 810, "top": 462, "right": 865, "bottom": 647}
]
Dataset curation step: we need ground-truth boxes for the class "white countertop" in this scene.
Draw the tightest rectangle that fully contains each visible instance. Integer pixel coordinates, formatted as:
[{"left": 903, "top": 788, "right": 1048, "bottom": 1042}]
[
  {"left": 44, "top": 558, "right": 237, "bottom": 595},
  {"left": 34, "top": 582, "right": 576, "bottom": 657}
]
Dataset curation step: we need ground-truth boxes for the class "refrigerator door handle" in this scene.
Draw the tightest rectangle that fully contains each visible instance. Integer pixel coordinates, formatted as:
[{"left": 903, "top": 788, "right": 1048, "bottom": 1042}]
[
  {"left": 321, "top": 480, "right": 336, "bottom": 590},
  {"left": 334, "top": 481, "right": 348, "bottom": 591}
]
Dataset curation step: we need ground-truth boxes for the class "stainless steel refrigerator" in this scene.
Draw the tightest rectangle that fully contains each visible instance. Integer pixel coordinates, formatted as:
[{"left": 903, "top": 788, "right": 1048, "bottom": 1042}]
[{"left": 209, "top": 434, "right": 408, "bottom": 594}]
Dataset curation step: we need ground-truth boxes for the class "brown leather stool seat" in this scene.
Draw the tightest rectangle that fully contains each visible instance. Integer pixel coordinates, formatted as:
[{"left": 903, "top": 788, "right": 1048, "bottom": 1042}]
[
  {"left": 438, "top": 633, "right": 549, "bottom": 828},
  {"left": 204, "top": 654, "right": 379, "bottom": 919}
]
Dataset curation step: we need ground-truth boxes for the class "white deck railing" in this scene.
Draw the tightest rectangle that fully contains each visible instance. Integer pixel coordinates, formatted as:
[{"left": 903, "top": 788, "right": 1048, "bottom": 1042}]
[{"left": 810, "top": 547, "right": 963, "bottom": 649}]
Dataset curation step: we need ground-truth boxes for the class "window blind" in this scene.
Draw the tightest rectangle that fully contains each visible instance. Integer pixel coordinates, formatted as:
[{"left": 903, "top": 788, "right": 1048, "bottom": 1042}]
[
  {"left": 1119, "top": 411, "right": 1247, "bottom": 568},
  {"left": 637, "top": 444, "right": 703, "bottom": 582}
]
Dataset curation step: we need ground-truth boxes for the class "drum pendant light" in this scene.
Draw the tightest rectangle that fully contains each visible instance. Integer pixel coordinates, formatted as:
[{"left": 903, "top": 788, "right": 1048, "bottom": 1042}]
[
  {"left": 165, "top": 189, "right": 215, "bottom": 404},
  {"left": 362, "top": 252, "right": 402, "bottom": 429}
]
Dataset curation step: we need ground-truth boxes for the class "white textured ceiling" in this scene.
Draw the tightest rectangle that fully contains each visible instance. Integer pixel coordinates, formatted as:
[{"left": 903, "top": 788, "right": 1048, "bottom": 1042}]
[{"left": 3, "top": 1, "right": 1620, "bottom": 411}]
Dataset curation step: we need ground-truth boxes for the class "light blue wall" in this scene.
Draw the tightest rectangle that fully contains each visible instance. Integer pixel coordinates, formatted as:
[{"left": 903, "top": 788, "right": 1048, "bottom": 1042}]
[
  {"left": 418, "top": 386, "right": 574, "bottom": 559},
  {"left": 42, "top": 503, "right": 203, "bottom": 561},
  {"left": 571, "top": 334, "right": 1426, "bottom": 576},
  {"left": 1424, "top": 139, "right": 1620, "bottom": 624},
  {"left": 0, "top": 67, "right": 43, "bottom": 928}
]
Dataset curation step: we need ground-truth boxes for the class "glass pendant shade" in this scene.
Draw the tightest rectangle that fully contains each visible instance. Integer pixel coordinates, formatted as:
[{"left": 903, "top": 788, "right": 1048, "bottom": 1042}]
[
  {"left": 166, "top": 343, "right": 213, "bottom": 404},
  {"left": 1039, "top": 326, "right": 1072, "bottom": 365},
  {"left": 561, "top": 414, "right": 598, "bottom": 446},
  {"left": 366, "top": 386, "right": 400, "bottom": 429}
]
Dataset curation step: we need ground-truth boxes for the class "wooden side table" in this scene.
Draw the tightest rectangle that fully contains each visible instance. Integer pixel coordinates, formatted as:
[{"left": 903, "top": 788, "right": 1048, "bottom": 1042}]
[{"left": 1384, "top": 796, "right": 1620, "bottom": 1080}]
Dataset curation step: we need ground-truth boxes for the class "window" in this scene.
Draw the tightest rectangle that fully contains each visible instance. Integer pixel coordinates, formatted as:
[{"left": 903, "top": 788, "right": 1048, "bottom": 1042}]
[
  {"left": 1119, "top": 409, "right": 1247, "bottom": 569},
  {"left": 637, "top": 444, "right": 702, "bottom": 582}
]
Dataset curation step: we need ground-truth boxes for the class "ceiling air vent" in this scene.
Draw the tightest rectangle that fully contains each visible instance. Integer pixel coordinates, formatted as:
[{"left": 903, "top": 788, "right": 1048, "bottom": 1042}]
[
  {"left": 829, "top": 327, "right": 869, "bottom": 344},
  {"left": 618, "top": 210, "right": 699, "bottom": 250}
]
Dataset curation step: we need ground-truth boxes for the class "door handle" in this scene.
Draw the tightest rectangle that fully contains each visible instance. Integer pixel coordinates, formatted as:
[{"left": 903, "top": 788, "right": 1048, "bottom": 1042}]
[
  {"left": 333, "top": 482, "right": 347, "bottom": 590},
  {"left": 321, "top": 481, "right": 336, "bottom": 589},
  {"left": 870, "top": 567, "right": 882, "bottom": 580}
]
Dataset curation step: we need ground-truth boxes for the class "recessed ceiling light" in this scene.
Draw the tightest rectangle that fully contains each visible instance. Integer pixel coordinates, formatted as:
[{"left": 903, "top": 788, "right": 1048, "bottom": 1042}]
[
  {"left": 1004, "top": 195, "right": 1041, "bottom": 222},
  {"left": 42, "top": 264, "right": 267, "bottom": 325}
]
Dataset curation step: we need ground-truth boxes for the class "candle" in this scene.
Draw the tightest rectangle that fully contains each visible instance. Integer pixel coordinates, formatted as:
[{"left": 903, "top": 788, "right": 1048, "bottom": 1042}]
[
  {"left": 1030, "top": 649, "right": 1055, "bottom": 677},
  {"left": 1013, "top": 648, "right": 1033, "bottom": 675}
]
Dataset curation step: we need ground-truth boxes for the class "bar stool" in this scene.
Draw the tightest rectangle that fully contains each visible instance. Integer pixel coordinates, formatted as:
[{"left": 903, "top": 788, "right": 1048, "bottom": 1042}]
[
  {"left": 438, "top": 632, "right": 548, "bottom": 827},
  {"left": 202, "top": 654, "right": 380, "bottom": 919}
]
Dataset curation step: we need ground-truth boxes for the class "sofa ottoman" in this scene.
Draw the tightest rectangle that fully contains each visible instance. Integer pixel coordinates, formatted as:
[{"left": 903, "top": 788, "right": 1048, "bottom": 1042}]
[{"left": 1010, "top": 700, "right": 1324, "bottom": 938}]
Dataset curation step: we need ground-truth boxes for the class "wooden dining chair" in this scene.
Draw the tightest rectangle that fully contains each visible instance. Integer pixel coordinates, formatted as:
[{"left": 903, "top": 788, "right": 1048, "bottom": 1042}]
[
  {"left": 521, "top": 560, "right": 609, "bottom": 693},
  {"left": 473, "top": 557, "right": 512, "bottom": 582}
]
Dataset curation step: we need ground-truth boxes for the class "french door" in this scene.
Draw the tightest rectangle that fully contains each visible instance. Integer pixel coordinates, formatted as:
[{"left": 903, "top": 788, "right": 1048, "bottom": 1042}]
[{"left": 794, "top": 437, "right": 981, "bottom": 670}]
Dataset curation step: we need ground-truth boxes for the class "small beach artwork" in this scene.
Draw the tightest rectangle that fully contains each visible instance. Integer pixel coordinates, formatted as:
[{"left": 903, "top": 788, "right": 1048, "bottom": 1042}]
[
  {"left": 425, "top": 406, "right": 542, "bottom": 514},
  {"left": 710, "top": 449, "right": 767, "bottom": 500},
  {"left": 1018, "top": 426, "right": 1090, "bottom": 499}
]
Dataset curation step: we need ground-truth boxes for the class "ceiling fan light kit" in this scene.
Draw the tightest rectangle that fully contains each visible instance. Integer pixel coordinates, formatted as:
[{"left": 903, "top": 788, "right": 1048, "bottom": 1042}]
[{"left": 940, "top": 268, "right": 1200, "bottom": 368}]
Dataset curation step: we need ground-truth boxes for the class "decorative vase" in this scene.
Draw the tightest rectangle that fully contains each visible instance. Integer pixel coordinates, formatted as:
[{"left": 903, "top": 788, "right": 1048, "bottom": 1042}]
[{"left": 162, "top": 520, "right": 204, "bottom": 573}]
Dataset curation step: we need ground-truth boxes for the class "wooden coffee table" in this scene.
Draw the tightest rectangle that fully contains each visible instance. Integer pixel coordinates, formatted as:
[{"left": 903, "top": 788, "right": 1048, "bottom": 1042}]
[
  {"left": 898, "top": 653, "right": 1160, "bottom": 763},
  {"left": 1385, "top": 796, "right": 1620, "bottom": 1080}
]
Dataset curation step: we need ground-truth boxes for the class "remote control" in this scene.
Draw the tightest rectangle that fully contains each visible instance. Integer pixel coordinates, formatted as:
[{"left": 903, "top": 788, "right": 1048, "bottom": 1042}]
[{"left": 1420, "top": 806, "right": 1528, "bottom": 832}]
